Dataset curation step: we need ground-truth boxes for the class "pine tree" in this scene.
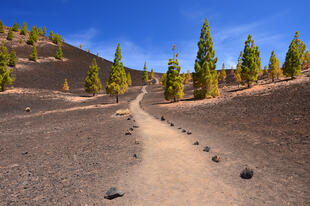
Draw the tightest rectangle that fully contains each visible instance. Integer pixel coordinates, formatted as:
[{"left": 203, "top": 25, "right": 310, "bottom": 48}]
[
  {"left": 55, "top": 43, "right": 64, "bottom": 60},
  {"left": 193, "top": 18, "right": 219, "bottom": 99},
  {"left": 164, "top": 45, "right": 184, "bottom": 102},
  {"left": 127, "top": 72, "right": 132, "bottom": 86},
  {"left": 230, "top": 66, "right": 235, "bottom": 75},
  {"left": 80, "top": 43, "right": 83, "bottom": 49},
  {"left": 85, "top": 58, "right": 102, "bottom": 96},
  {"left": 38, "top": 27, "right": 43, "bottom": 36},
  {"left": 27, "top": 26, "right": 38, "bottom": 45},
  {"left": 106, "top": 43, "right": 128, "bottom": 103},
  {"left": 12, "top": 21, "right": 19, "bottom": 32},
  {"left": 268, "top": 51, "right": 280, "bottom": 82},
  {"left": 43, "top": 26, "right": 47, "bottom": 35},
  {"left": 182, "top": 72, "right": 186, "bottom": 82},
  {"left": 150, "top": 68, "right": 154, "bottom": 79},
  {"left": 184, "top": 70, "right": 192, "bottom": 84},
  {"left": 263, "top": 65, "right": 268, "bottom": 75},
  {"left": 0, "top": 20, "right": 4, "bottom": 33},
  {"left": 161, "top": 73, "right": 167, "bottom": 88},
  {"left": 20, "top": 22, "right": 28, "bottom": 35},
  {"left": 304, "top": 50, "right": 310, "bottom": 67},
  {"left": 49, "top": 31, "right": 54, "bottom": 39},
  {"left": 8, "top": 49, "right": 18, "bottom": 67},
  {"left": 283, "top": 33, "right": 302, "bottom": 78},
  {"left": 293, "top": 31, "right": 306, "bottom": 60},
  {"left": 7, "top": 29, "right": 14, "bottom": 40},
  {"left": 219, "top": 63, "right": 227, "bottom": 82},
  {"left": 142, "top": 62, "right": 148, "bottom": 84},
  {"left": 0, "top": 45, "right": 15, "bottom": 91},
  {"left": 241, "top": 34, "right": 261, "bottom": 88},
  {"left": 234, "top": 51, "right": 242, "bottom": 87},
  {"left": 52, "top": 33, "right": 62, "bottom": 45},
  {"left": 63, "top": 78, "right": 69, "bottom": 92},
  {"left": 276, "top": 59, "right": 283, "bottom": 80},
  {"left": 29, "top": 44, "right": 37, "bottom": 61}
]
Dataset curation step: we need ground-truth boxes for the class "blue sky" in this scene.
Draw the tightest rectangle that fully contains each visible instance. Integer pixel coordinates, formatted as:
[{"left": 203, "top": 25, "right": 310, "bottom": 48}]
[{"left": 2, "top": 0, "right": 309, "bottom": 72}]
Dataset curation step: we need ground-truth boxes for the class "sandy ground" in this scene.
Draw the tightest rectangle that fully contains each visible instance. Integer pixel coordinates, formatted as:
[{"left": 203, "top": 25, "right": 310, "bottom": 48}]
[{"left": 106, "top": 86, "right": 242, "bottom": 205}]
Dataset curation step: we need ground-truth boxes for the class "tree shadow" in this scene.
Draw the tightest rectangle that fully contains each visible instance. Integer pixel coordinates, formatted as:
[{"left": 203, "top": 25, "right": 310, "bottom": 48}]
[{"left": 227, "top": 87, "right": 248, "bottom": 93}]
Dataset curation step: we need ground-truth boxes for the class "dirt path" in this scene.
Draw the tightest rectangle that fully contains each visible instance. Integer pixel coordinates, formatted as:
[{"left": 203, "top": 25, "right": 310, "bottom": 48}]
[{"left": 111, "top": 86, "right": 242, "bottom": 205}]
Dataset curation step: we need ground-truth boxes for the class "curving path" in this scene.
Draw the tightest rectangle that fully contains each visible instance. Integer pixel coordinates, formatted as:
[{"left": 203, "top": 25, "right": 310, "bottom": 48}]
[{"left": 112, "top": 86, "right": 241, "bottom": 205}]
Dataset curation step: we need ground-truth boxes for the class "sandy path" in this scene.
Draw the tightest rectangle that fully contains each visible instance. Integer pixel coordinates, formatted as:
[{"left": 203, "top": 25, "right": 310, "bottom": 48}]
[{"left": 111, "top": 86, "right": 241, "bottom": 205}]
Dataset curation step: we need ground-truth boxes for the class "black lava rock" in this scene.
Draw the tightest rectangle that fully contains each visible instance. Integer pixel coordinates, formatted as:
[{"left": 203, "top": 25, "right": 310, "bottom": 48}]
[
  {"left": 187, "top": 131, "right": 192, "bottom": 135},
  {"left": 104, "top": 187, "right": 125, "bottom": 200},
  {"left": 133, "top": 125, "right": 139, "bottom": 128},
  {"left": 203, "top": 146, "right": 210, "bottom": 152},
  {"left": 170, "top": 123, "right": 174, "bottom": 127},
  {"left": 125, "top": 131, "right": 131, "bottom": 135},
  {"left": 129, "top": 128, "right": 134, "bottom": 131},
  {"left": 240, "top": 168, "right": 254, "bottom": 179},
  {"left": 193, "top": 141, "right": 199, "bottom": 145},
  {"left": 127, "top": 117, "right": 131, "bottom": 120},
  {"left": 212, "top": 155, "right": 221, "bottom": 163},
  {"left": 182, "top": 129, "right": 186, "bottom": 133},
  {"left": 133, "top": 154, "right": 138, "bottom": 158},
  {"left": 161, "top": 116, "right": 165, "bottom": 121}
]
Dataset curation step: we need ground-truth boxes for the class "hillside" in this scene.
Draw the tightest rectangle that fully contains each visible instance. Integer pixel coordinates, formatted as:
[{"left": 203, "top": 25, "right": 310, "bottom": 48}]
[{"left": 0, "top": 26, "right": 144, "bottom": 93}]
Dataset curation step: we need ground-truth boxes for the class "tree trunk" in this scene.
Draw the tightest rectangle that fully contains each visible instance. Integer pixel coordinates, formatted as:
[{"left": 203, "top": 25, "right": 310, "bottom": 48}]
[
  {"left": 116, "top": 95, "right": 119, "bottom": 104},
  {"left": 93, "top": 93, "right": 95, "bottom": 96},
  {"left": 174, "top": 97, "right": 176, "bottom": 102}
]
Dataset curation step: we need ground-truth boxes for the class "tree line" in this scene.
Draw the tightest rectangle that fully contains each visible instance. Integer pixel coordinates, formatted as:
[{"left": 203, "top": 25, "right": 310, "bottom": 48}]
[{"left": 161, "top": 18, "right": 309, "bottom": 102}]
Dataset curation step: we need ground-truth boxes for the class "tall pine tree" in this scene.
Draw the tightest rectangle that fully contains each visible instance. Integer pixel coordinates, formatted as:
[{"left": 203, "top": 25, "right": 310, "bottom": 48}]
[
  {"left": 164, "top": 45, "right": 184, "bottom": 102},
  {"left": 106, "top": 43, "right": 128, "bottom": 103},
  {"left": 7, "top": 28, "right": 14, "bottom": 40},
  {"left": 85, "top": 58, "right": 102, "bottom": 96},
  {"left": 12, "top": 21, "right": 19, "bottom": 32},
  {"left": 268, "top": 51, "right": 280, "bottom": 82},
  {"left": 0, "top": 45, "right": 15, "bottom": 91},
  {"left": 241, "top": 34, "right": 261, "bottom": 88},
  {"left": 142, "top": 62, "right": 148, "bottom": 84},
  {"left": 193, "top": 18, "right": 219, "bottom": 99},
  {"left": 8, "top": 49, "right": 18, "bottom": 67},
  {"left": 150, "top": 68, "right": 154, "bottom": 79},
  {"left": 27, "top": 26, "right": 38, "bottom": 45},
  {"left": 55, "top": 43, "right": 64, "bottom": 60},
  {"left": 20, "top": 22, "right": 28, "bottom": 35}
]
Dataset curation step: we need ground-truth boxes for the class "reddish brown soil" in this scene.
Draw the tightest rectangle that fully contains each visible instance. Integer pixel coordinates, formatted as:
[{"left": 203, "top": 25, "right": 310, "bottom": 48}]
[{"left": 142, "top": 72, "right": 310, "bottom": 205}]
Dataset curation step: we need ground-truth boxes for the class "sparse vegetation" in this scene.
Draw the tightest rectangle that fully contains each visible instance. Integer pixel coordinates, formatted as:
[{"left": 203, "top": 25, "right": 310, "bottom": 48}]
[
  {"left": 49, "top": 31, "right": 54, "bottom": 39},
  {"left": 0, "top": 45, "right": 15, "bottom": 91},
  {"left": 240, "top": 34, "right": 261, "bottom": 88},
  {"left": 193, "top": 18, "right": 219, "bottom": 99},
  {"left": 106, "top": 43, "right": 128, "bottom": 103},
  {"left": 161, "top": 73, "right": 167, "bottom": 87},
  {"left": 63, "top": 78, "right": 69, "bottom": 92},
  {"left": 38, "top": 27, "right": 43, "bottom": 36},
  {"left": 52, "top": 33, "right": 62, "bottom": 45},
  {"left": 234, "top": 52, "right": 242, "bottom": 87},
  {"left": 127, "top": 72, "right": 132, "bottom": 86},
  {"left": 20, "top": 22, "right": 28, "bottom": 35},
  {"left": 85, "top": 58, "right": 102, "bottom": 96},
  {"left": 164, "top": 45, "right": 184, "bottom": 102},
  {"left": 43, "top": 26, "right": 47, "bottom": 35},
  {"left": 29, "top": 44, "right": 38, "bottom": 61},
  {"left": 142, "top": 62, "right": 148, "bottom": 84},
  {"left": 8, "top": 49, "right": 18, "bottom": 67},
  {"left": 80, "top": 43, "right": 82, "bottom": 49}
]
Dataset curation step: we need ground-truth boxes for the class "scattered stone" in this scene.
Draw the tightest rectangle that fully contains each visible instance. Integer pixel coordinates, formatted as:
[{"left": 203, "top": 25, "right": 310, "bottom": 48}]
[
  {"left": 178, "top": 127, "right": 182, "bottom": 130},
  {"left": 203, "top": 146, "right": 210, "bottom": 152},
  {"left": 25, "top": 107, "right": 31, "bottom": 112},
  {"left": 135, "top": 139, "right": 140, "bottom": 144},
  {"left": 125, "top": 131, "right": 131, "bottom": 135},
  {"left": 182, "top": 129, "right": 186, "bottom": 133},
  {"left": 212, "top": 155, "right": 221, "bottom": 163},
  {"left": 193, "top": 141, "right": 199, "bottom": 145},
  {"left": 22, "top": 152, "right": 28, "bottom": 155},
  {"left": 161, "top": 116, "right": 165, "bottom": 121},
  {"left": 187, "top": 130, "right": 192, "bottom": 135},
  {"left": 170, "top": 123, "right": 174, "bottom": 127},
  {"left": 133, "top": 120, "right": 136, "bottom": 122},
  {"left": 129, "top": 128, "right": 134, "bottom": 131},
  {"left": 133, "top": 125, "right": 139, "bottom": 128},
  {"left": 104, "top": 187, "right": 125, "bottom": 200},
  {"left": 240, "top": 167, "right": 254, "bottom": 179},
  {"left": 133, "top": 154, "right": 138, "bottom": 158},
  {"left": 127, "top": 117, "right": 131, "bottom": 120}
]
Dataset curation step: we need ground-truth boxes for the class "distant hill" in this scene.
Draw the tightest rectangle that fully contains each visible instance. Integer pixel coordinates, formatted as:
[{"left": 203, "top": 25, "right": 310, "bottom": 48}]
[{"left": 0, "top": 26, "right": 144, "bottom": 93}]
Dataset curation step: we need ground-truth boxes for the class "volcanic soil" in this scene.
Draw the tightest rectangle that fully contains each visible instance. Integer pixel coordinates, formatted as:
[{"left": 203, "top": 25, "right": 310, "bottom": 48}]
[{"left": 141, "top": 71, "right": 310, "bottom": 206}]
